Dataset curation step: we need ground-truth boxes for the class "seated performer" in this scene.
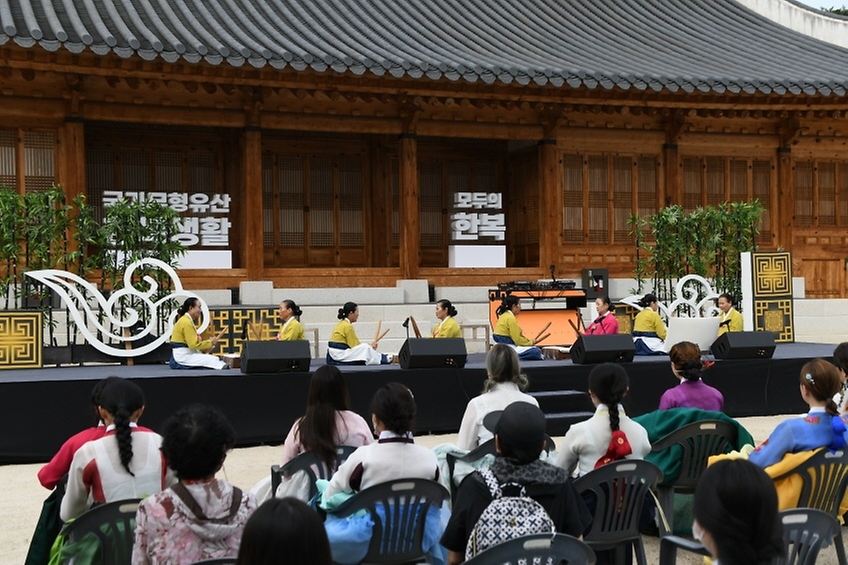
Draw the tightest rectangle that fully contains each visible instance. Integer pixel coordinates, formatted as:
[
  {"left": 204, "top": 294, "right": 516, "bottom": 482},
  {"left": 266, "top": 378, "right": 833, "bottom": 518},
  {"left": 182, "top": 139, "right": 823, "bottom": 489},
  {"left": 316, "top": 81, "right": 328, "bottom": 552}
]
[
  {"left": 170, "top": 297, "right": 227, "bottom": 369},
  {"left": 326, "top": 302, "right": 393, "bottom": 365},
  {"left": 432, "top": 299, "right": 462, "bottom": 338},
  {"left": 716, "top": 293, "right": 743, "bottom": 335},
  {"left": 581, "top": 296, "right": 619, "bottom": 335},
  {"left": 277, "top": 299, "right": 306, "bottom": 341},
  {"left": 492, "top": 296, "right": 543, "bottom": 361},
  {"left": 632, "top": 293, "right": 667, "bottom": 356}
]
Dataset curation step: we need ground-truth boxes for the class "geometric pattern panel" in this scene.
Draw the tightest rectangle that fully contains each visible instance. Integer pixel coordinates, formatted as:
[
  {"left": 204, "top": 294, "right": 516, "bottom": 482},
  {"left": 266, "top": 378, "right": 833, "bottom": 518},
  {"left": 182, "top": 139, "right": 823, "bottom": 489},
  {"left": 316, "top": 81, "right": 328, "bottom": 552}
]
[
  {"left": 614, "top": 303, "right": 640, "bottom": 335},
  {"left": 753, "top": 252, "right": 792, "bottom": 297},
  {"left": 751, "top": 251, "right": 794, "bottom": 343},
  {"left": 0, "top": 312, "right": 42, "bottom": 369},
  {"left": 208, "top": 307, "right": 280, "bottom": 355},
  {"left": 753, "top": 299, "right": 794, "bottom": 342}
]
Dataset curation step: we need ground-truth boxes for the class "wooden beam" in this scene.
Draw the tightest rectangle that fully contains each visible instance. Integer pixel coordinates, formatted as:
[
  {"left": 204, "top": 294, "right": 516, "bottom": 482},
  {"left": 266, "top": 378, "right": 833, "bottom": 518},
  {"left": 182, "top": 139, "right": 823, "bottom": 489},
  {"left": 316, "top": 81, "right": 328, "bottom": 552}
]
[
  {"left": 538, "top": 139, "right": 561, "bottom": 270},
  {"left": 776, "top": 147, "right": 792, "bottom": 250},
  {"left": 398, "top": 134, "right": 420, "bottom": 279}
]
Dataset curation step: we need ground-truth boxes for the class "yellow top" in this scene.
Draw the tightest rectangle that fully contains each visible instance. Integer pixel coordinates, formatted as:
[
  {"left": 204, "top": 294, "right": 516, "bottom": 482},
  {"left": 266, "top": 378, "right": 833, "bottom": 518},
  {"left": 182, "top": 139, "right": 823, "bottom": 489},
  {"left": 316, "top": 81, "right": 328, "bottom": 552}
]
[
  {"left": 329, "top": 319, "right": 360, "bottom": 347},
  {"left": 170, "top": 314, "right": 212, "bottom": 351},
  {"left": 633, "top": 308, "right": 667, "bottom": 340},
  {"left": 493, "top": 310, "right": 532, "bottom": 346},
  {"left": 433, "top": 316, "right": 462, "bottom": 339},
  {"left": 717, "top": 307, "right": 744, "bottom": 335},
  {"left": 279, "top": 318, "right": 306, "bottom": 341}
]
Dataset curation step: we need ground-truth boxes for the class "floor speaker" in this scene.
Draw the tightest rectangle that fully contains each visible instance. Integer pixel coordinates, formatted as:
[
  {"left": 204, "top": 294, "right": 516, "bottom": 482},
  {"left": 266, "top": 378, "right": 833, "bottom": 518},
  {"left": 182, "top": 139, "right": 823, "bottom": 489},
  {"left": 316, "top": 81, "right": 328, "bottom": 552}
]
[
  {"left": 240, "top": 341, "right": 311, "bottom": 373},
  {"left": 571, "top": 334, "right": 635, "bottom": 364},
  {"left": 710, "top": 331, "right": 776, "bottom": 359},
  {"left": 398, "top": 338, "right": 467, "bottom": 369}
]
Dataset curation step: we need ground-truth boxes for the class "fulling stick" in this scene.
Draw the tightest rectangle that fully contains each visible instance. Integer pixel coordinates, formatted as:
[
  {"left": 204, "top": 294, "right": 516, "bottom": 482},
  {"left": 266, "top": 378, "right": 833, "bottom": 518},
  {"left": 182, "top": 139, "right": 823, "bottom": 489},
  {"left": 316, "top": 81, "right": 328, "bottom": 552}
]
[
  {"left": 374, "top": 328, "right": 390, "bottom": 345},
  {"left": 533, "top": 321, "right": 552, "bottom": 343},
  {"left": 374, "top": 320, "right": 382, "bottom": 344},
  {"left": 534, "top": 332, "right": 552, "bottom": 344}
]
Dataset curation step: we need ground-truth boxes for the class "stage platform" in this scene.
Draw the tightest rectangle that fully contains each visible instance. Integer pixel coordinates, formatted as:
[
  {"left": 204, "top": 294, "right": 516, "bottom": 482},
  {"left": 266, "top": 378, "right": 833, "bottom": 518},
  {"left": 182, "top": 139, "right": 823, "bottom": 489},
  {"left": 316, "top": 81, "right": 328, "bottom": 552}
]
[{"left": 1, "top": 342, "right": 833, "bottom": 465}]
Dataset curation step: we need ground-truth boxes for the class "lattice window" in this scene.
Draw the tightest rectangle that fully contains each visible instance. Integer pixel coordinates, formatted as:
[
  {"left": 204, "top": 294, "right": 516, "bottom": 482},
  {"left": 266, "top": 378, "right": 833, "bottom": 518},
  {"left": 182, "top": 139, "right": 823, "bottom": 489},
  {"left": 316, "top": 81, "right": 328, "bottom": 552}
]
[
  {"left": 682, "top": 158, "right": 702, "bottom": 210},
  {"left": 309, "top": 157, "right": 334, "bottom": 248},
  {"left": 23, "top": 131, "right": 55, "bottom": 192},
  {"left": 562, "top": 153, "right": 658, "bottom": 245},
  {"left": 419, "top": 160, "right": 443, "bottom": 247},
  {"left": 262, "top": 154, "right": 275, "bottom": 247},
  {"left": 818, "top": 162, "right": 836, "bottom": 227},
  {"left": 391, "top": 159, "right": 399, "bottom": 248},
  {"left": 338, "top": 158, "right": 363, "bottom": 247},
  {"left": 705, "top": 157, "right": 725, "bottom": 207},
  {"left": 840, "top": 164, "right": 848, "bottom": 226},
  {"left": 121, "top": 149, "right": 149, "bottom": 192},
  {"left": 795, "top": 160, "right": 848, "bottom": 228},
  {"left": 729, "top": 160, "right": 748, "bottom": 202},
  {"left": 752, "top": 161, "right": 771, "bottom": 245},
  {"left": 277, "top": 155, "right": 304, "bottom": 246},
  {"left": 0, "top": 130, "right": 16, "bottom": 188}
]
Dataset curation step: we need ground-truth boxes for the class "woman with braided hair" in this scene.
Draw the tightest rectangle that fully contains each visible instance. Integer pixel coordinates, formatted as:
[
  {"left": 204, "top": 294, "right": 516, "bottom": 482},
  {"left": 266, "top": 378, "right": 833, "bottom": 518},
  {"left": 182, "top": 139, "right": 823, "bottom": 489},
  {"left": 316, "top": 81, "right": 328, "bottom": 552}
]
[
  {"left": 556, "top": 363, "right": 651, "bottom": 476},
  {"left": 60, "top": 378, "right": 175, "bottom": 521},
  {"left": 659, "top": 341, "right": 724, "bottom": 411},
  {"left": 749, "top": 358, "right": 848, "bottom": 468}
]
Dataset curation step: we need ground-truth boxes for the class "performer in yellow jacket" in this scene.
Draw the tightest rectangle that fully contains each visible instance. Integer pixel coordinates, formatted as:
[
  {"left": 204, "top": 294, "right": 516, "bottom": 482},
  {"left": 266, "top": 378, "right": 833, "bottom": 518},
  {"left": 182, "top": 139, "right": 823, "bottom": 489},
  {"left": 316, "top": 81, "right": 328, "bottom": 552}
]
[
  {"left": 432, "top": 299, "right": 462, "bottom": 338},
  {"left": 493, "top": 296, "right": 543, "bottom": 360},
  {"left": 716, "top": 293, "right": 743, "bottom": 335},
  {"left": 277, "top": 299, "right": 306, "bottom": 341},
  {"left": 632, "top": 293, "right": 667, "bottom": 355},
  {"left": 170, "top": 297, "right": 227, "bottom": 369},
  {"left": 326, "top": 302, "right": 392, "bottom": 366}
]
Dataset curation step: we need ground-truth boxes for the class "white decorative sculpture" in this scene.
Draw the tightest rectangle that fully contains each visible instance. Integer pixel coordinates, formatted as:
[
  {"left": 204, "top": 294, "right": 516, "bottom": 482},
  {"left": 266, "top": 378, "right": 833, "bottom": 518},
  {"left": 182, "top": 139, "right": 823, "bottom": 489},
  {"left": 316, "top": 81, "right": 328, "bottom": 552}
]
[
  {"left": 620, "top": 274, "right": 720, "bottom": 321},
  {"left": 26, "top": 258, "right": 208, "bottom": 357}
]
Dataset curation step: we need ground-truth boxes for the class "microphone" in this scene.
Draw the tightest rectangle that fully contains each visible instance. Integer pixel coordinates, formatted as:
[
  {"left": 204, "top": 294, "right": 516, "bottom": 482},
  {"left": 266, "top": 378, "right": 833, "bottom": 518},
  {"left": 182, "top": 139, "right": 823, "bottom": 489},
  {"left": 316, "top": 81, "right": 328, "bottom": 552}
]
[
  {"left": 550, "top": 264, "right": 556, "bottom": 282},
  {"left": 403, "top": 317, "right": 410, "bottom": 340}
]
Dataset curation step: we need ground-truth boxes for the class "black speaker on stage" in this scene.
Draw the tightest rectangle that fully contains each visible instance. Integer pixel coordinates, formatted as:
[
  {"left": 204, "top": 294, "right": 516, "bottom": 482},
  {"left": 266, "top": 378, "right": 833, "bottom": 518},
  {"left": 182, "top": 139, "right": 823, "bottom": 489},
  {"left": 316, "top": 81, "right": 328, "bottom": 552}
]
[
  {"left": 710, "top": 331, "right": 776, "bottom": 359},
  {"left": 240, "top": 341, "right": 311, "bottom": 373},
  {"left": 398, "top": 338, "right": 467, "bottom": 369},
  {"left": 570, "top": 334, "right": 635, "bottom": 364}
]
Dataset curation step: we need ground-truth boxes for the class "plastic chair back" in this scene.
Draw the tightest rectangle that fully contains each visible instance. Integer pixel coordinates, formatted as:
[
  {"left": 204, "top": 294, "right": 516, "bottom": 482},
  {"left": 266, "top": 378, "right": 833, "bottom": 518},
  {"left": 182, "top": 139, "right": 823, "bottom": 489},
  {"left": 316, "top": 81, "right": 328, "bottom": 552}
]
[
  {"left": 58, "top": 498, "right": 141, "bottom": 565},
  {"left": 189, "top": 559, "right": 238, "bottom": 565},
  {"left": 777, "top": 508, "right": 842, "bottom": 565},
  {"left": 573, "top": 459, "right": 662, "bottom": 565},
  {"left": 773, "top": 448, "right": 848, "bottom": 515},
  {"left": 651, "top": 419, "right": 737, "bottom": 490},
  {"left": 330, "top": 479, "right": 450, "bottom": 564},
  {"left": 464, "top": 533, "right": 596, "bottom": 564},
  {"left": 270, "top": 445, "right": 358, "bottom": 498}
]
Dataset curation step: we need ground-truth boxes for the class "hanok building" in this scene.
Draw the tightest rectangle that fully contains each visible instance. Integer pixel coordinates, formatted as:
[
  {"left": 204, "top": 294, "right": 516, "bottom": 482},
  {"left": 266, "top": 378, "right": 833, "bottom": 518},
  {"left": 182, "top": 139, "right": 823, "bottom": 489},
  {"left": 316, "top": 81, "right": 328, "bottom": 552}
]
[{"left": 1, "top": 0, "right": 848, "bottom": 295}]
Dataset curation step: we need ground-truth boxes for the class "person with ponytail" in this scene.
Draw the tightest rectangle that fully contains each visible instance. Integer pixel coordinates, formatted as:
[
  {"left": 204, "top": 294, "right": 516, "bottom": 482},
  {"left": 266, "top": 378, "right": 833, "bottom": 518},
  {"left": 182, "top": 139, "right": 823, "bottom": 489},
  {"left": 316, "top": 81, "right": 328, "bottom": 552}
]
[
  {"left": 692, "top": 459, "right": 784, "bottom": 565},
  {"left": 432, "top": 299, "right": 462, "bottom": 338},
  {"left": 276, "top": 299, "right": 306, "bottom": 341},
  {"left": 60, "top": 378, "right": 175, "bottom": 521},
  {"left": 170, "top": 297, "right": 227, "bottom": 370},
  {"left": 659, "top": 341, "right": 724, "bottom": 411},
  {"left": 749, "top": 358, "right": 848, "bottom": 468},
  {"left": 556, "top": 363, "right": 651, "bottom": 476},
  {"left": 326, "top": 302, "right": 393, "bottom": 365},
  {"left": 456, "top": 344, "right": 539, "bottom": 450},
  {"left": 632, "top": 293, "right": 667, "bottom": 355},
  {"left": 492, "top": 296, "right": 543, "bottom": 361}
]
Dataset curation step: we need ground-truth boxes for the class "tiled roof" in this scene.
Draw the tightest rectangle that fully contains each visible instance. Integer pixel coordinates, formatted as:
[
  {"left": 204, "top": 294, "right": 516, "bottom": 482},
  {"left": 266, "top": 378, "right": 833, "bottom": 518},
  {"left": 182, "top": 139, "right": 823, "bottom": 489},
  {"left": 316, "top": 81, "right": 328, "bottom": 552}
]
[{"left": 0, "top": 0, "right": 847, "bottom": 95}]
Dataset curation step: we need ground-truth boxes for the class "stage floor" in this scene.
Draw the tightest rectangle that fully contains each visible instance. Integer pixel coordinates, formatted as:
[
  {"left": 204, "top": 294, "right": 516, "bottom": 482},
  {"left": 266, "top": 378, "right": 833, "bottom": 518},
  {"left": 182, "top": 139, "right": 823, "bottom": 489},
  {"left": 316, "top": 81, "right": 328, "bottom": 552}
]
[{"left": 1, "top": 342, "right": 832, "bottom": 464}]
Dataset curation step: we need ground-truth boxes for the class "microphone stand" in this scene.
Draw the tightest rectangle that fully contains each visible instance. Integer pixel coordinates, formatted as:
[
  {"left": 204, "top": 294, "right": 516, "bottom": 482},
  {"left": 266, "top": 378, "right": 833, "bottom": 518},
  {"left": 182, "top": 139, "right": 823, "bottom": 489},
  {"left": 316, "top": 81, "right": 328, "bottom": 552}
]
[{"left": 402, "top": 317, "right": 410, "bottom": 340}]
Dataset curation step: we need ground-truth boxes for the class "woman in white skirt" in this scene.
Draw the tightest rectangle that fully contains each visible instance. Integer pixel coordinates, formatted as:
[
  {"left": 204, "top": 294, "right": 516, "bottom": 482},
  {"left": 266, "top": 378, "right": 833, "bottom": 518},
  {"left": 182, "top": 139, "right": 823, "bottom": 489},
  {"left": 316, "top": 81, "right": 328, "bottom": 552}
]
[
  {"left": 325, "top": 302, "right": 392, "bottom": 366},
  {"left": 169, "top": 297, "right": 227, "bottom": 369}
]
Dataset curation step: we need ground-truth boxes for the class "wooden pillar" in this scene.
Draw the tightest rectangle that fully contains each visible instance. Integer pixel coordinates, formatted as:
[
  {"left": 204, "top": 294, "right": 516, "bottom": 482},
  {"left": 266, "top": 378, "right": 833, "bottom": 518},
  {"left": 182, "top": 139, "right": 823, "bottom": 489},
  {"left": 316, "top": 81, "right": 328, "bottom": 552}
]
[
  {"left": 242, "top": 127, "right": 263, "bottom": 278},
  {"left": 776, "top": 147, "right": 792, "bottom": 250},
  {"left": 663, "top": 143, "right": 680, "bottom": 207},
  {"left": 60, "top": 118, "right": 86, "bottom": 203},
  {"left": 538, "top": 139, "right": 561, "bottom": 271},
  {"left": 398, "top": 134, "right": 419, "bottom": 279}
]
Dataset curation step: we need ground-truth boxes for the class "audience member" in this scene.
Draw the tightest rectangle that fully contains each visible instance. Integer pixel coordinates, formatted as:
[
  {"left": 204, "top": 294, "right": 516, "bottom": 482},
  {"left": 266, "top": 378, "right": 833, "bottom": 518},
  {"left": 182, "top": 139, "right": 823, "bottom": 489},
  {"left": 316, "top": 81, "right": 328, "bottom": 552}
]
[
  {"left": 456, "top": 344, "right": 538, "bottom": 451},
  {"left": 692, "top": 459, "right": 784, "bottom": 565},
  {"left": 60, "top": 378, "right": 174, "bottom": 521},
  {"left": 132, "top": 404, "right": 257, "bottom": 565},
  {"left": 832, "top": 342, "right": 848, "bottom": 414},
  {"left": 557, "top": 363, "right": 651, "bottom": 476},
  {"left": 442, "top": 402, "right": 591, "bottom": 564},
  {"left": 281, "top": 365, "right": 372, "bottom": 468},
  {"left": 632, "top": 293, "right": 667, "bottom": 355},
  {"left": 322, "top": 383, "right": 438, "bottom": 500},
  {"left": 236, "top": 498, "right": 332, "bottom": 565},
  {"left": 749, "top": 358, "right": 848, "bottom": 468},
  {"left": 38, "top": 376, "right": 118, "bottom": 490},
  {"left": 659, "top": 341, "right": 724, "bottom": 411}
]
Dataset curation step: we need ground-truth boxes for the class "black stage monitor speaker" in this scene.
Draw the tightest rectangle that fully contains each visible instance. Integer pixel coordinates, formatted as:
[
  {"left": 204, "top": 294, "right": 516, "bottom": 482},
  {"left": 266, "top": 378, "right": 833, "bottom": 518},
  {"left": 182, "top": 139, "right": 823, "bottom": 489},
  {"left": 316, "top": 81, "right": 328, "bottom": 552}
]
[
  {"left": 571, "top": 334, "right": 635, "bottom": 364},
  {"left": 710, "top": 331, "right": 776, "bottom": 359},
  {"left": 240, "top": 341, "right": 311, "bottom": 373},
  {"left": 399, "top": 338, "right": 467, "bottom": 369}
]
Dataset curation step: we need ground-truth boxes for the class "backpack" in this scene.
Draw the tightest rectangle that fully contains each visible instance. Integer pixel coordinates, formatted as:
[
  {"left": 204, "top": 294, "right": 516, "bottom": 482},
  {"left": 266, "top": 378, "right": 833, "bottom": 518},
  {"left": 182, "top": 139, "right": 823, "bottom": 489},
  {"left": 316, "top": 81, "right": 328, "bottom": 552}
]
[{"left": 465, "top": 467, "right": 556, "bottom": 559}]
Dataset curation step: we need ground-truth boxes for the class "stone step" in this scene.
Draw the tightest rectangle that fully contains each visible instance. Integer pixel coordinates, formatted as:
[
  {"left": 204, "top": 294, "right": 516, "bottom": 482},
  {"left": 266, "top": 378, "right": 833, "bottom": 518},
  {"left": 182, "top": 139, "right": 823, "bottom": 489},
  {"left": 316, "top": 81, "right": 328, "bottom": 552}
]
[{"left": 544, "top": 411, "right": 595, "bottom": 436}]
